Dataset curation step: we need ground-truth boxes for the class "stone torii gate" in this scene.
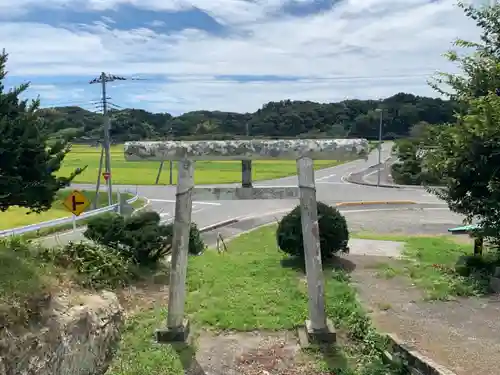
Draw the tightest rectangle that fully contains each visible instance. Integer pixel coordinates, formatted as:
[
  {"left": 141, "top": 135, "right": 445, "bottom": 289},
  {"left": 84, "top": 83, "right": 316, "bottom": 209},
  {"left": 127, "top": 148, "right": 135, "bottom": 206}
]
[{"left": 124, "top": 138, "right": 368, "bottom": 344}]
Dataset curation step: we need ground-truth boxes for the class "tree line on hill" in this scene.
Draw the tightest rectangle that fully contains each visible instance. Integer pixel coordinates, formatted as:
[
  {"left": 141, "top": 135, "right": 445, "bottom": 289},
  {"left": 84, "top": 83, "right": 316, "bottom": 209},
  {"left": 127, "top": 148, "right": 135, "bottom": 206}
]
[{"left": 39, "top": 93, "right": 457, "bottom": 143}]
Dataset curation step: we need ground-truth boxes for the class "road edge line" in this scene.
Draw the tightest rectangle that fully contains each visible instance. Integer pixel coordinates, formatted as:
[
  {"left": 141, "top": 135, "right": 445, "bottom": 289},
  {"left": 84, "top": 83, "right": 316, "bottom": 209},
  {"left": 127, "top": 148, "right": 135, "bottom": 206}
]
[
  {"left": 336, "top": 201, "right": 417, "bottom": 207},
  {"left": 199, "top": 218, "right": 239, "bottom": 233}
]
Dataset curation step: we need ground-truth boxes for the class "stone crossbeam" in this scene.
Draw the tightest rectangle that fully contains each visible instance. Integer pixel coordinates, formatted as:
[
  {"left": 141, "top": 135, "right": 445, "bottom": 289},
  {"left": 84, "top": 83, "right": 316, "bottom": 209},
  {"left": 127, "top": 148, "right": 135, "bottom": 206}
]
[
  {"left": 191, "top": 186, "right": 300, "bottom": 200},
  {"left": 124, "top": 139, "right": 368, "bottom": 161}
]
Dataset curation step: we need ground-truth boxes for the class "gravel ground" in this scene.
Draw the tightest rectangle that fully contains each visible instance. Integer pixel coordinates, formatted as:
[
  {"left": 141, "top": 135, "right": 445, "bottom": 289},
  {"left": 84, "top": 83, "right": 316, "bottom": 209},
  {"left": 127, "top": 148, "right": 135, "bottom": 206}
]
[
  {"left": 350, "top": 255, "right": 500, "bottom": 375},
  {"left": 344, "top": 207, "right": 464, "bottom": 235},
  {"left": 341, "top": 208, "right": 500, "bottom": 375},
  {"left": 189, "top": 331, "right": 321, "bottom": 375}
]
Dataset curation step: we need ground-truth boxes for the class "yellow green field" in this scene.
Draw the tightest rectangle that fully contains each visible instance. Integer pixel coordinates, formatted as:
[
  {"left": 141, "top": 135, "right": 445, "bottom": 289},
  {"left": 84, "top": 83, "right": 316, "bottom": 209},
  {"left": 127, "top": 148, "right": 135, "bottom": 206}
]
[
  {"left": 59, "top": 144, "right": 343, "bottom": 185},
  {"left": 0, "top": 190, "right": 129, "bottom": 231}
]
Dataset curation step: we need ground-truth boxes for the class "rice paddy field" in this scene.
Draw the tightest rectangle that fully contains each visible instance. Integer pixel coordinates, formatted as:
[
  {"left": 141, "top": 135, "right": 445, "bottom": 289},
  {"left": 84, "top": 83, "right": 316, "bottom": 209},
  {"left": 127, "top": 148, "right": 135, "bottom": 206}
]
[{"left": 58, "top": 144, "right": 343, "bottom": 185}]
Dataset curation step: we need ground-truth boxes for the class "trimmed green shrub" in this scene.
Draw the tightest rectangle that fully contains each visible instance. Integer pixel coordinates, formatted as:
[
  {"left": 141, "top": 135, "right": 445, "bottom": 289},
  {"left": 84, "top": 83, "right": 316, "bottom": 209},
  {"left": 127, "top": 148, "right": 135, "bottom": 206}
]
[
  {"left": 188, "top": 223, "right": 206, "bottom": 255},
  {"left": 83, "top": 212, "right": 126, "bottom": 248},
  {"left": 276, "top": 201, "right": 349, "bottom": 260},
  {"left": 455, "top": 253, "right": 500, "bottom": 277},
  {"left": 39, "top": 242, "right": 135, "bottom": 289},
  {"left": 84, "top": 211, "right": 206, "bottom": 266}
]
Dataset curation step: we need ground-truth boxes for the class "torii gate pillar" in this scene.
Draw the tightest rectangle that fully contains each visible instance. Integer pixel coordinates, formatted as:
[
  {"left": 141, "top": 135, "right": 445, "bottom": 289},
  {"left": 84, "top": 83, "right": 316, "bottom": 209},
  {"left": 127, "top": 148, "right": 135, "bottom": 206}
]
[{"left": 124, "top": 139, "right": 368, "bottom": 344}]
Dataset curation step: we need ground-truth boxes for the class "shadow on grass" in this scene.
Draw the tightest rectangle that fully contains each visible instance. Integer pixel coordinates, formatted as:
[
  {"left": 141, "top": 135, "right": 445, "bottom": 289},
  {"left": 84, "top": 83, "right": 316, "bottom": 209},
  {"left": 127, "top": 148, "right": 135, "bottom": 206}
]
[
  {"left": 171, "top": 342, "right": 206, "bottom": 375},
  {"left": 135, "top": 261, "right": 171, "bottom": 285},
  {"left": 303, "top": 341, "right": 351, "bottom": 373},
  {"left": 453, "top": 253, "right": 500, "bottom": 295},
  {"left": 280, "top": 254, "right": 356, "bottom": 274}
]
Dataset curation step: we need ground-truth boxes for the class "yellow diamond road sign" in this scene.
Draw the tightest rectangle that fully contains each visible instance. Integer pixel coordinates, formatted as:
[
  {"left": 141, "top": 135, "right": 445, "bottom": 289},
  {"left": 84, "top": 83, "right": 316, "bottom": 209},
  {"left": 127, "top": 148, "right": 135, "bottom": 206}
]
[{"left": 63, "top": 190, "right": 90, "bottom": 216}]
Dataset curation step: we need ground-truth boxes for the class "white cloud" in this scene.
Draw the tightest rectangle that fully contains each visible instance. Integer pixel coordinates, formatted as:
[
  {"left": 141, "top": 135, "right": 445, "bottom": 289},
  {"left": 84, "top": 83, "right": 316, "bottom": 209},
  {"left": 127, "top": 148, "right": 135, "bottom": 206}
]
[{"left": 0, "top": 0, "right": 483, "bottom": 114}]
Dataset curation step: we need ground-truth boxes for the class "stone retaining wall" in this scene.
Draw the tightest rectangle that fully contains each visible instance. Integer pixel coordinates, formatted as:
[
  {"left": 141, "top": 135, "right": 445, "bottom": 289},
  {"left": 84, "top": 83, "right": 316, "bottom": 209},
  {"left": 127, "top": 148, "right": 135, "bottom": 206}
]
[{"left": 384, "top": 333, "right": 457, "bottom": 375}]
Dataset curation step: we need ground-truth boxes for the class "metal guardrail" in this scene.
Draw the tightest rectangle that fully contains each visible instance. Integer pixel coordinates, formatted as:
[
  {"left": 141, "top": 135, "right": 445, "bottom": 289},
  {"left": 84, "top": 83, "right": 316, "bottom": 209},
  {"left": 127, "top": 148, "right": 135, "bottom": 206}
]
[{"left": 0, "top": 192, "right": 140, "bottom": 238}]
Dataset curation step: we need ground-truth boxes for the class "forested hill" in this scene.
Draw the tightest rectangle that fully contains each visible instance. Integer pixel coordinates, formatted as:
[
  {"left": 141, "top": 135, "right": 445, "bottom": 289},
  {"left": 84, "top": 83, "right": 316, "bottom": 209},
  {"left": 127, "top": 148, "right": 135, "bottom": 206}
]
[{"left": 39, "top": 92, "right": 457, "bottom": 142}]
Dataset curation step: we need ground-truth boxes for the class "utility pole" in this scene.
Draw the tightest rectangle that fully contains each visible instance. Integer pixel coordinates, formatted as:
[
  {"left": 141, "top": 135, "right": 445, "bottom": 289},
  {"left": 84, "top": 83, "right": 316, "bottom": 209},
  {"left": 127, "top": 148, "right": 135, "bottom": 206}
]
[
  {"left": 375, "top": 108, "right": 383, "bottom": 187},
  {"left": 89, "top": 72, "right": 127, "bottom": 205},
  {"left": 242, "top": 123, "right": 252, "bottom": 188},
  {"left": 93, "top": 146, "right": 104, "bottom": 209}
]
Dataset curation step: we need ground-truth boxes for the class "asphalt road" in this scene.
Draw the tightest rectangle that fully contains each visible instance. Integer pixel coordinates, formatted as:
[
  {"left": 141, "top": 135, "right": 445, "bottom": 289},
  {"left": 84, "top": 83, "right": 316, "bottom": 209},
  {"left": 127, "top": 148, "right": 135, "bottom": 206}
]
[
  {"left": 360, "top": 157, "right": 401, "bottom": 187},
  {"left": 38, "top": 202, "right": 462, "bottom": 248},
  {"left": 204, "top": 203, "right": 464, "bottom": 246},
  {"left": 72, "top": 142, "right": 442, "bottom": 225}
]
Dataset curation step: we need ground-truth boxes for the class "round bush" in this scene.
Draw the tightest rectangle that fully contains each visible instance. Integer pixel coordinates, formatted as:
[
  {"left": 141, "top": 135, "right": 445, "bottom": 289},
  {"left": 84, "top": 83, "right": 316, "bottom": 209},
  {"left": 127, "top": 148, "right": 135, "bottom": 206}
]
[
  {"left": 163, "top": 222, "right": 206, "bottom": 255},
  {"left": 455, "top": 254, "right": 490, "bottom": 277},
  {"left": 276, "top": 201, "right": 349, "bottom": 260}
]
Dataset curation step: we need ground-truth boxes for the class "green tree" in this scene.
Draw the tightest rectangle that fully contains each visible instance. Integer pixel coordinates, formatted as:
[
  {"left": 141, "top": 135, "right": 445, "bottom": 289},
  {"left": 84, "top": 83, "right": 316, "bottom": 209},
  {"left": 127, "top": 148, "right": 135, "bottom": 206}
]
[
  {"left": 429, "top": 2, "right": 500, "bottom": 103},
  {"left": 0, "top": 50, "right": 83, "bottom": 212},
  {"left": 391, "top": 120, "right": 444, "bottom": 185},
  {"left": 390, "top": 139, "right": 423, "bottom": 185},
  {"left": 426, "top": 92, "right": 500, "bottom": 238},
  {"left": 395, "top": 2, "right": 500, "bottom": 186},
  {"left": 37, "top": 93, "right": 456, "bottom": 142},
  {"left": 423, "top": 2, "right": 500, "bottom": 228}
]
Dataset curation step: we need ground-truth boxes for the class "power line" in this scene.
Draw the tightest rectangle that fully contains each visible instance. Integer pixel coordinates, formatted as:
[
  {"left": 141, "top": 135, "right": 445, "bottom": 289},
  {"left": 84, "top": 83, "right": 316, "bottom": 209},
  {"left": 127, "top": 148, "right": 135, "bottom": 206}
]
[
  {"left": 22, "top": 72, "right": 440, "bottom": 87},
  {"left": 41, "top": 99, "right": 101, "bottom": 107}
]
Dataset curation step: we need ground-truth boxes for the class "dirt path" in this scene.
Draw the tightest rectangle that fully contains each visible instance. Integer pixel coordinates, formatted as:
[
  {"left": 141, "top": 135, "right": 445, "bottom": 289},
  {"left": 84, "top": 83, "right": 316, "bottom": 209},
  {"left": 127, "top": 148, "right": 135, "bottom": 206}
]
[
  {"left": 349, "top": 254, "right": 500, "bottom": 375},
  {"left": 190, "top": 330, "right": 328, "bottom": 375}
]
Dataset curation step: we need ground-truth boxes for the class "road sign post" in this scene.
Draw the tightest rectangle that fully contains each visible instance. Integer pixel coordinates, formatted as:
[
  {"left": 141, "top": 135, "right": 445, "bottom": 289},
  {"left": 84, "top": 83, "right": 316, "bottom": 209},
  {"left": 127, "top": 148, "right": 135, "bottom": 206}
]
[
  {"left": 102, "top": 172, "right": 112, "bottom": 204},
  {"left": 62, "top": 190, "right": 91, "bottom": 231}
]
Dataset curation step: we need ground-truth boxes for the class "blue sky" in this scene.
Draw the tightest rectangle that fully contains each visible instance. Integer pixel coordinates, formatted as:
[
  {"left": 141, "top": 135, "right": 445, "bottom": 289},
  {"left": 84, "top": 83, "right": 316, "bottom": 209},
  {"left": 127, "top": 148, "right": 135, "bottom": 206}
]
[{"left": 0, "top": 0, "right": 482, "bottom": 115}]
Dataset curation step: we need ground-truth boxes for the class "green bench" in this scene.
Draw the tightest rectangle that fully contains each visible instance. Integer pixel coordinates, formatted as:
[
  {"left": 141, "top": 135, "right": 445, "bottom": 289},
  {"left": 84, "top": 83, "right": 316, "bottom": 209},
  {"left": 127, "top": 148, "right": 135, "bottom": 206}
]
[{"left": 448, "top": 224, "right": 483, "bottom": 255}]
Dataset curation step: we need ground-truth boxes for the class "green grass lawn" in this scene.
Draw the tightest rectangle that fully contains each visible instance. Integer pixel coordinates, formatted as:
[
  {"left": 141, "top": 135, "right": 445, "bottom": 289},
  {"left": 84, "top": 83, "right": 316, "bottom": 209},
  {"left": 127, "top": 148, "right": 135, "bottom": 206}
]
[
  {"left": 0, "top": 190, "right": 144, "bottom": 232},
  {"left": 354, "top": 233, "right": 494, "bottom": 300},
  {"left": 59, "top": 144, "right": 343, "bottom": 185},
  {"left": 108, "top": 225, "right": 391, "bottom": 375}
]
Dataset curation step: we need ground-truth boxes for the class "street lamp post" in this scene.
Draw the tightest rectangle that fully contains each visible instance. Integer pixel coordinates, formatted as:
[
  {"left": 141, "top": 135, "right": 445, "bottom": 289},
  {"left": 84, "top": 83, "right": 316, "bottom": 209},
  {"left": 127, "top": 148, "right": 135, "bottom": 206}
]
[{"left": 375, "top": 108, "right": 383, "bottom": 187}]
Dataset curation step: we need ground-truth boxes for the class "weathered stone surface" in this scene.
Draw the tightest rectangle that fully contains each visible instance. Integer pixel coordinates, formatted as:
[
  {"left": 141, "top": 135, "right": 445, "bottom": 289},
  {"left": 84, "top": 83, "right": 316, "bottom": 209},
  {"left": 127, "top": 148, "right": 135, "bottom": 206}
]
[
  {"left": 0, "top": 291, "right": 123, "bottom": 375},
  {"left": 191, "top": 186, "right": 300, "bottom": 200},
  {"left": 124, "top": 138, "right": 369, "bottom": 161}
]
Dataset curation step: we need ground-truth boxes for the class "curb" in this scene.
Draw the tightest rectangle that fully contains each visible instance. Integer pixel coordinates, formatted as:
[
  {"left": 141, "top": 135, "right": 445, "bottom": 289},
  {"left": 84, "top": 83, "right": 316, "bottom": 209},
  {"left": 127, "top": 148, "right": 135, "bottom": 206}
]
[
  {"left": 132, "top": 197, "right": 151, "bottom": 213},
  {"left": 384, "top": 333, "right": 457, "bottom": 375},
  {"left": 344, "top": 158, "right": 439, "bottom": 191},
  {"left": 345, "top": 174, "right": 403, "bottom": 189},
  {"left": 336, "top": 200, "right": 416, "bottom": 207},
  {"left": 199, "top": 218, "right": 239, "bottom": 233}
]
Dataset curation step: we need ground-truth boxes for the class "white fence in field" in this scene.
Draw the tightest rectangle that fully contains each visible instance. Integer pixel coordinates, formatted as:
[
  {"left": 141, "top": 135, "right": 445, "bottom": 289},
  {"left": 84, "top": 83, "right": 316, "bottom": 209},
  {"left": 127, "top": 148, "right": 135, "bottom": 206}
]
[{"left": 0, "top": 192, "right": 140, "bottom": 238}]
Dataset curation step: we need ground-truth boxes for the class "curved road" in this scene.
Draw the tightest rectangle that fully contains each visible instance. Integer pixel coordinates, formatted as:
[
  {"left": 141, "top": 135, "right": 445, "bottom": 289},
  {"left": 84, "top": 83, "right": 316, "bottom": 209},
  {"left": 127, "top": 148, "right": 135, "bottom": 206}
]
[
  {"left": 72, "top": 142, "right": 443, "bottom": 230},
  {"left": 38, "top": 143, "right": 455, "bottom": 247}
]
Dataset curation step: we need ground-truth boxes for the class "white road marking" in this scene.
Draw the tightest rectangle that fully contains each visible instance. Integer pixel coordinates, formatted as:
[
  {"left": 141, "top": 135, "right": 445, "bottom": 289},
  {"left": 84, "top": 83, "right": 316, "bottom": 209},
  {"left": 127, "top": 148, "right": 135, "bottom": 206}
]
[
  {"left": 316, "top": 173, "right": 336, "bottom": 181},
  {"left": 316, "top": 181, "right": 354, "bottom": 185},
  {"left": 149, "top": 199, "right": 221, "bottom": 206},
  {"left": 236, "top": 206, "right": 449, "bottom": 222},
  {"left": 160, "top": 208, "right": 205, "bottom": 223},
  {"left": 362, "top": 169, "right": 380, "bottom": 179}
]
